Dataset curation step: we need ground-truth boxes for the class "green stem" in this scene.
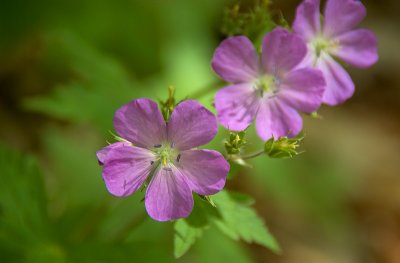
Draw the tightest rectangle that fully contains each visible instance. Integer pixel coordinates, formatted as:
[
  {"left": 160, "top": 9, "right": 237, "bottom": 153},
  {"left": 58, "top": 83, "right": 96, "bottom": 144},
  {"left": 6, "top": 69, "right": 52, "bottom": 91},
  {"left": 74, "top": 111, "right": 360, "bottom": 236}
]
[{"left": 240, "top": 149, "right": 265, "bottom": 160}]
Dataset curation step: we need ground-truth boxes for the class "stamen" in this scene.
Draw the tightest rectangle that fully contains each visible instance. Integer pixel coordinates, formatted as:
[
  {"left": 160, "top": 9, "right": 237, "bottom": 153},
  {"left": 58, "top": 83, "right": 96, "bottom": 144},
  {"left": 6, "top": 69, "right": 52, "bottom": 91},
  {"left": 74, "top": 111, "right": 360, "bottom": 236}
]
[
  {"left": 163, "top": 167, "right": 172, "bottom": 171},
  {"left": 154, "top": 144, "right": 162, "bottom": 148},
  {"left": 176, "top": 154, "right": 181, "bottom": 162}
]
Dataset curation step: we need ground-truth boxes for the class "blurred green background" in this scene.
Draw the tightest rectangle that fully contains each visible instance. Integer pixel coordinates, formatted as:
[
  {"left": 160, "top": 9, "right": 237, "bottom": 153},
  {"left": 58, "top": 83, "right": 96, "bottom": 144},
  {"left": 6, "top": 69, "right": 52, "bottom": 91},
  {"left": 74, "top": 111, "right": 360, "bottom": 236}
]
[{"left": 1, "top": 0, "right": 399, "bottom": 262}]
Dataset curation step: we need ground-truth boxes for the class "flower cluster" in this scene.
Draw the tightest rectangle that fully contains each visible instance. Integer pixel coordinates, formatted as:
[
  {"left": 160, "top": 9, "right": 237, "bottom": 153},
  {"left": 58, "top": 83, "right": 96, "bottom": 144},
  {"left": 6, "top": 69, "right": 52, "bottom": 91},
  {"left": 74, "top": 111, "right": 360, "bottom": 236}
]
[
  {"left": 97, "top": 0, "right": 377, "bottom": 222},
  {"left": 212, "top": 0, "right": 377, "bottom": 140}
]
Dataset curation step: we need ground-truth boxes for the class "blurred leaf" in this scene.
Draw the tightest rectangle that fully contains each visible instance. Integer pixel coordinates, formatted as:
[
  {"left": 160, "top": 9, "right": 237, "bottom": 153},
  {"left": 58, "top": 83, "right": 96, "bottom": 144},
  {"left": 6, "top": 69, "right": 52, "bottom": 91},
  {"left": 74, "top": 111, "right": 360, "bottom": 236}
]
[
  {"left": 212, "top": 191, "right": 281, "bottom": 253},
  {"left": 0, "top": 145, "right": 67, "bottom": 262},
  {"left": 24, "top": 31, "right": 143, "bottom": 132},
  {"left": 194, "top": 226, "right": 253, "bottom": 263},
  {"left": 40, "top": 125, "right": 105, "bottom": 209},
  {"left": 174, "top": 219, "right": 204, "bottom": 258}
]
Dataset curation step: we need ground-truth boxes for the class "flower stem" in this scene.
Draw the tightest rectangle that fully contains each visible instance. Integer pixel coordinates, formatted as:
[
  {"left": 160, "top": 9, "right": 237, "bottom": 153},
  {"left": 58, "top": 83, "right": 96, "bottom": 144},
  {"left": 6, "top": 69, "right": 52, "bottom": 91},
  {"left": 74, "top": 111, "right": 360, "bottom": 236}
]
[{"left": 240, "top": 149, "right": 265, "bottom": 160}]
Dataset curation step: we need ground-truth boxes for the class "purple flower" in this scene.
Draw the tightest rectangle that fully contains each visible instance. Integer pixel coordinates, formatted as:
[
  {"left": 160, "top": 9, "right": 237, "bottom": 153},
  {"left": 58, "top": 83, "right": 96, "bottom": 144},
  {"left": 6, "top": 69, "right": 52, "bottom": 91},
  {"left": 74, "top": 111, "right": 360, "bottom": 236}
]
[
  {"left": 212, "top": 27, "right": 325, "bottom": 141},
  {"left": 96, "top": 99, "right": 229, "bottom": 222},
  {"left": 293, "top": 0, "right": 378, "bottom": 105}
]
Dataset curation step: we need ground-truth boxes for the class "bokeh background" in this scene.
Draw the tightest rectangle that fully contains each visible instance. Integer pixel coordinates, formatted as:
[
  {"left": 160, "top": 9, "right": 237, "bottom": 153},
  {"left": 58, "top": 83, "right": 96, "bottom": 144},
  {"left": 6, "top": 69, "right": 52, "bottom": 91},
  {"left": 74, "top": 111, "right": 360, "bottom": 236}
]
[{"left": 1, "top": 0, "right": 399, "bottom": 262}]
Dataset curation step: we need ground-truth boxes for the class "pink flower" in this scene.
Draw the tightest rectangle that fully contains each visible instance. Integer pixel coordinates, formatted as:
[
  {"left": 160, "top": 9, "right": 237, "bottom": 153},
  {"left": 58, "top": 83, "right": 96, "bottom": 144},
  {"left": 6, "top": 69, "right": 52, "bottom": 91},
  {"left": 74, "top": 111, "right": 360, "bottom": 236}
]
[
  {"left": 212, "top": 27, "right": 325, "bottom": 140},
  {"left": 97, "top": 99, "right": 229, "bottom": 221},
  {"left": 293, "top": 0, "right": 378, "bottom": 105}
]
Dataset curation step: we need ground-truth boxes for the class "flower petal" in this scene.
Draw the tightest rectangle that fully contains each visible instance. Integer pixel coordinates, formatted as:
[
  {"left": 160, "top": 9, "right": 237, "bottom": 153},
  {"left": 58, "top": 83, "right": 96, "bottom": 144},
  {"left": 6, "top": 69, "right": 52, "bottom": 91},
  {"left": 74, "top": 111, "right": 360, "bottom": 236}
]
[
  {"left": 96, "top": 142, "right": 132, "bottom": 165},
  {"left": 255, "top": 99, "right": 302, "bottom": 141},
  {"left": 262, "top": 27, "right": 307, "bottom": 75},
  {"left": 102, "top": 146, "right": 155, "bottom": 197},
  {"left": 215, "top": 83, "right": 260, "bottom": 131},
  {"left": 145, "top": 167, "right": 193, "bottom": 221},
  {"left": 177, "top": 149, "right": 229, "bottom": 196},
  {"left": 317, "top": 53, "right": 355, "bottom": 105},
  {"left": 332, "top": 29, "right": 378, "bottom": 68},
  {"left": 114, "top": 98, "right": 166, "bottom": 148},
  {"left": 293, "top": 0, "right": 321, "bottom": 41},
  {"left": 278, "top": 68, "right": 325, "bottom": 113},
  {"left": 167, "top": 100, "right": 217, "bottom": 151},
  {"left": 211, "top": 36, "right": 260, "bottom": 83},
  {"left": 323, "top": 0, "right": 366, "bottom": 37}
]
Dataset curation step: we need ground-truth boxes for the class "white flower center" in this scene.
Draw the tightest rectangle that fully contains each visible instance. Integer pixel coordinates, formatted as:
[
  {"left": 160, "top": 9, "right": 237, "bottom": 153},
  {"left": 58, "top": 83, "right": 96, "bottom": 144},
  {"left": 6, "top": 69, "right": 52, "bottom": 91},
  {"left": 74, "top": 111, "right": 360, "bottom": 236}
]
[
  {"left": 310, "top": 36, "right": 339, "bottom": 58},
  {"left": 152, "top": 143, "right": 180, "bottom": 166},
  {"left": 254, "top": 75, "right": 279, "bottom": 98}
]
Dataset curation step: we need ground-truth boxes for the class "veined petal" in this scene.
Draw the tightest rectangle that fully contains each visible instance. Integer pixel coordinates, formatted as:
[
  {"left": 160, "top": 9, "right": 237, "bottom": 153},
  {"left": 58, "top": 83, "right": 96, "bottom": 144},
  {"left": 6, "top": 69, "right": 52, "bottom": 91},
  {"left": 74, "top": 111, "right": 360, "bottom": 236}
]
[
  {"left": 145, "top": 166, "right": 193, "bottom": 222},
  {"left": 102, "top": 146, "right": 155, "bottom": 197},
  {"left": 332, "top": 29, "right": 378, "bottom": 68},
  {"left": 211, "top": 36, "right": 260, "bottom": 83},
  {"left": 278, "top": 68, "right": 325, "bottom": 113},
  {"left": 215, "top": 83, "right": 260, "bottom": 131},
  {"left": 177, "top": 149, "right": 229, "bottom": 196},
  {"left": 167, "top": 100, "right": 217, "bottom": 151},
  {"left": 255, "top": 99, "right": 302, "bottom": 141},
  {"left": 262, "top": 27, "right": 307, "bottom": 75},
  {"left": 317, "top": 53, "right": 355, "bottom": 105},
  {"left": 114, "top": 98, "right": 166, "bottom": 148},
  {"left": 293, "top": 0, "right": 321, "bottom": 41},
  {"left": 96, "top": 142, "right": 132, "bottom": 165},
  {"left": 323, "top": 0, "right": 366, "bottom": 37}
]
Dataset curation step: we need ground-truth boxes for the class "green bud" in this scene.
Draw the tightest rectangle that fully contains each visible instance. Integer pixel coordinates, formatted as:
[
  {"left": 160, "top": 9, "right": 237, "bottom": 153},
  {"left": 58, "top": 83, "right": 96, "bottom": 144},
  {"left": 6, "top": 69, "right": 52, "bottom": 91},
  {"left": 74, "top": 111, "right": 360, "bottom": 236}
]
[
  {"left": 264, "top": 135, "right": 304, "bottom": 159},
  {"left": 310, "top": 111, "right": 323, "bottom": 119},
  {"left": 159, "top": 85, "right": 176, "bottom": 121},
  {"left": 224, "top": 131, "right": 247, "bottom": 155},
  {"left": 221, "top": 0, "right": 275, "bottom": 47}
]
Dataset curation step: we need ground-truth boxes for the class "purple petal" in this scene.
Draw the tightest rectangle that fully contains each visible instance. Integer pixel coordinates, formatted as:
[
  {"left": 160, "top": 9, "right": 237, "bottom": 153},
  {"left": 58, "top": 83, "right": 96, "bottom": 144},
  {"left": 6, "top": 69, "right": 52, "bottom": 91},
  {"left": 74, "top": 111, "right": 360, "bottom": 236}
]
[
  {"left": 211, "top": 36, "right": 260, "bottom": 83},
  {"left": 114, "top": 98, "right": 166, "bottom": 148},
  {"left": 145, "top": 167, "right": 193, "bottom": 221},
  {"left": 167, "top": 100, "right": 217, "bottom": 151},
  {"left": 262, "top": 27, "right": 307, "bottom": 75},
  {"left": 255, "top": 99, "right": 302, "bottom": 141},
  {"left": 96, "top": 142, "right": 132, "bottom": 165},
  {"left": 293, "top": 0, "right": 321, "bottom": 41},
  {"left": 215, "top": 83, "right": 260, "bottom": 131},
  {"left": 177, "top": 150, "right": 229, "bottom": 196},
  {"left": 278, "top": 68, "right": 325, "bottom": 113},
  {"left": 317, "top": 53, "right": 355, "bottom": 105},
  {"left": 323, "top": 0, "right": 366, "bottom": 37},
  {"left": 102, "top": 146, "right": 155, "bottom": 197},
  {"left": 332, "top": 29, "right": 378, "bottom": 68}
]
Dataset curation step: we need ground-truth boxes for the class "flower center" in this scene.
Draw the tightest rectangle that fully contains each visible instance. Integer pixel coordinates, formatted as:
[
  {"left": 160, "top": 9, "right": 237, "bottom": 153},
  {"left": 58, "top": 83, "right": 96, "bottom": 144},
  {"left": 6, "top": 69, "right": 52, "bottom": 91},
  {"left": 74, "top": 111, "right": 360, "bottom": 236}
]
[
  {"left": 152, "top": 143, "right": 179, "bottom": 166},
  {"left": 255, "top": 75, "right": 279, "bottom": 98},
  {"left": 311, "top": 36, "right": 338, "bottom": 58}
]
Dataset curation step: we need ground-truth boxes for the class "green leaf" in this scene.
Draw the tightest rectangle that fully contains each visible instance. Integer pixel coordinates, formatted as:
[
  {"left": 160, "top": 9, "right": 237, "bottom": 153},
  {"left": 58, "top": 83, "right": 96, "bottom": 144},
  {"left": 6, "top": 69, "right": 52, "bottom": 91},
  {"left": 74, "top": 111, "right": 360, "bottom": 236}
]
[
  {"left": 174, "top": 219, "right": 204, "bottom": 258},
  {"left": 0, "top": 144, "right": 64, "bottom": 262},
  {"left": 173, "top": 195, "right": 211, "bottom": 258},
  {"left": 211, "top": 191, "right": 281, "bottom": 253}
]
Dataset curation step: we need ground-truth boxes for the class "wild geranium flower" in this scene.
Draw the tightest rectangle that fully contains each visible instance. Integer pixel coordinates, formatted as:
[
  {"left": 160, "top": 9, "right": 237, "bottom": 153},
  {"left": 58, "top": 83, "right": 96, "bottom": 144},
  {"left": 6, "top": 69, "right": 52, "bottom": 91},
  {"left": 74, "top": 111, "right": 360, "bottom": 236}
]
[
  {"left": 96, "top": 99, "right": 229, "bottom": 222},
  {"left": 293, "top": 0, "right": 378, "bottom": 105},
  {"left": 212, "top": 27, "right": 325, "bottom": 141}
]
